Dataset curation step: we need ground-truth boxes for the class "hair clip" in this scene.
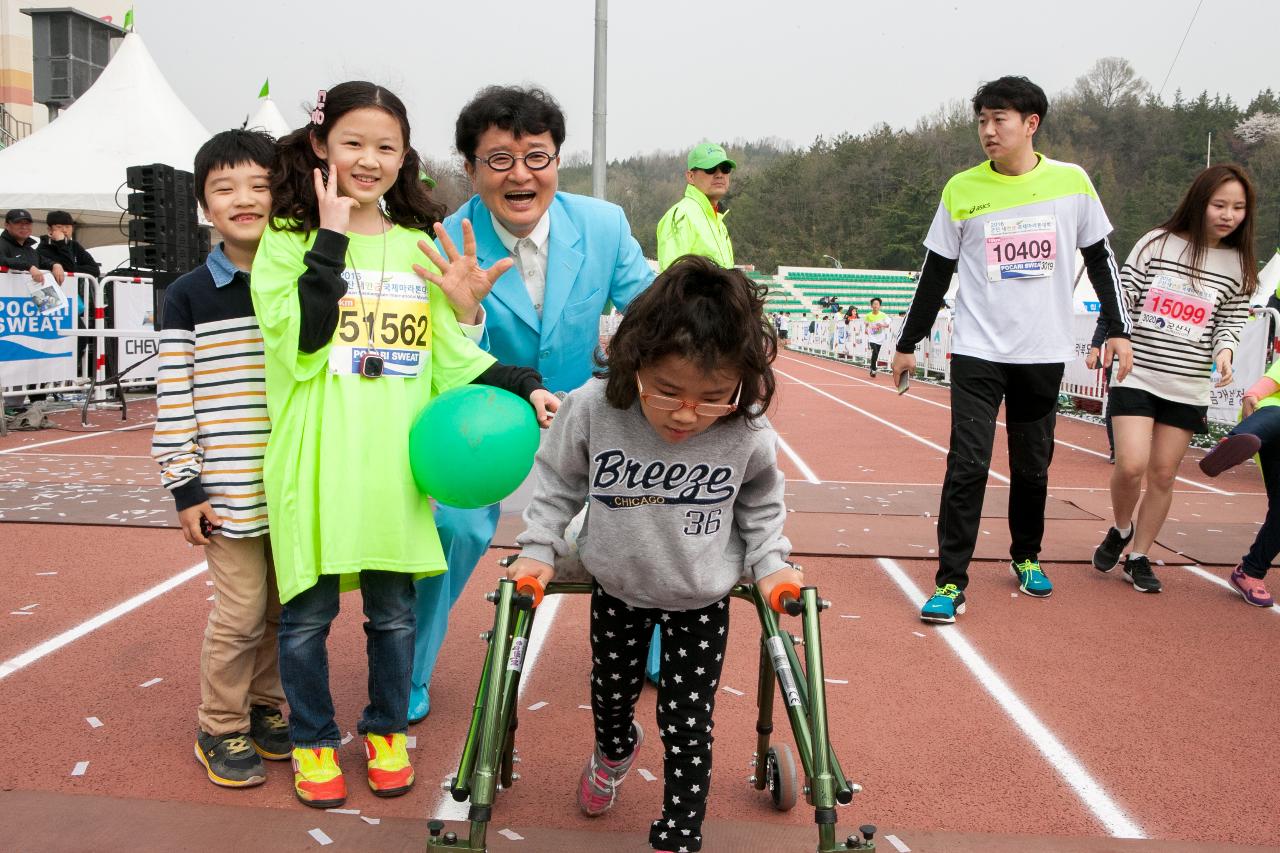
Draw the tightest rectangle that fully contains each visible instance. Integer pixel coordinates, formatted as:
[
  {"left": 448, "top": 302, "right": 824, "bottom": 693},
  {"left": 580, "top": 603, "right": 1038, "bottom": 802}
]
[{"left": 310, "top": 89, "right": 327, "bottom": 126}]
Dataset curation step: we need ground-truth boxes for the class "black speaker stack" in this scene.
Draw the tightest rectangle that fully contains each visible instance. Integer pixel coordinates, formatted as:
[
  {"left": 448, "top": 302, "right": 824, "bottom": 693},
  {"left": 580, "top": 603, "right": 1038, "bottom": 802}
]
[{"left": 125, "top": 163, "right": 212, "bottom": 274}]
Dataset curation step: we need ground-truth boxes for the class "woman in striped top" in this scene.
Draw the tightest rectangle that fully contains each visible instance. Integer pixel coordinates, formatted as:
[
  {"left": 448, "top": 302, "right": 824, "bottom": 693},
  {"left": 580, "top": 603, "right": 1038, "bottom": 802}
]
[{"left": 1092, "top": 164, "right": 1259, "bottom": 593}]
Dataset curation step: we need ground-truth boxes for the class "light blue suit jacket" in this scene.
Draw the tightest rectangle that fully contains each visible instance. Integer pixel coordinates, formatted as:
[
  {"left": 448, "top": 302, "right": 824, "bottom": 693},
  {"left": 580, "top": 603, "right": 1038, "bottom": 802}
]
[{"left": 443, "top": 191, "right": 654, "bottom": 393}]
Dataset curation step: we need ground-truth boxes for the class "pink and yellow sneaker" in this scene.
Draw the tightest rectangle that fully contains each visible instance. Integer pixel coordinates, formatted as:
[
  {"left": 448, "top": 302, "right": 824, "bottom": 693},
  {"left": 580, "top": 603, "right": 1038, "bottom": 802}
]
[
  {"left": 292, "top": 747, "right": 346, "bottom": 808},
  {"left": 365, "top": 733, "right": 415, "bottom": 797}
]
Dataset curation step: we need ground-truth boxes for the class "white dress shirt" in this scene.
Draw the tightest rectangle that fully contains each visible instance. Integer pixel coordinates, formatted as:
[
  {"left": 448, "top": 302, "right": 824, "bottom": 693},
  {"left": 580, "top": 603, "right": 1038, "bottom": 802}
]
[{"left": 491, "top": 212, "right": 551, "bottom": 317}]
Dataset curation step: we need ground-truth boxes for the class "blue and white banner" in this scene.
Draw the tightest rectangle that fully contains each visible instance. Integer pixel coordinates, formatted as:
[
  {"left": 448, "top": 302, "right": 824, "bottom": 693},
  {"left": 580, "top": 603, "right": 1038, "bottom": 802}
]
[{"left": 0, "top": 271, "right": 76, "bottom": 387}]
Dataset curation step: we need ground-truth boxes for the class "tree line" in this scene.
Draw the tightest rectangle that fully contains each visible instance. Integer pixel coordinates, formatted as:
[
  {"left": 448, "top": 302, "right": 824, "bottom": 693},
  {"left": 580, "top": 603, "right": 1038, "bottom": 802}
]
[{"left": 427, "top": 59, "right": 1280, "bottom": 277}]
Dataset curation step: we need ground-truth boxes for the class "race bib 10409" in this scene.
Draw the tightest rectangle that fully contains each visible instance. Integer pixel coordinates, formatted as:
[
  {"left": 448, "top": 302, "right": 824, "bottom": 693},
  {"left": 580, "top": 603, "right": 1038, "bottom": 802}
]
[
  {"left": 984, "top": 215, "right": 1057, "bottom": 282},
  {"left": 1138, "top": 274, "right": 1212, "bottom": 341},
  {"left": 328, "top": 270, "right": 432, "bottom": 377}
]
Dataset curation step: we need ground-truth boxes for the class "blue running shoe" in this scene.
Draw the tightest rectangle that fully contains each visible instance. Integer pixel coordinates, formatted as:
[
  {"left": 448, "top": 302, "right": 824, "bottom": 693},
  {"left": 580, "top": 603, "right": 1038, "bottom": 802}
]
[
  {"left": 920, "top": 584, "right": 965, "bottom": 623},
  {"left": 1011, "top": 559, "right": 1052, "bottom": 597}
]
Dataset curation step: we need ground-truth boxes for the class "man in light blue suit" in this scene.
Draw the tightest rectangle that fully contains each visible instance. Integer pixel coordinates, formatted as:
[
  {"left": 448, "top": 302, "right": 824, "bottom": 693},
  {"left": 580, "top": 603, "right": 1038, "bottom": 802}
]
[{"left": 410, "top": 86, "right": 654, "bottom": 721}]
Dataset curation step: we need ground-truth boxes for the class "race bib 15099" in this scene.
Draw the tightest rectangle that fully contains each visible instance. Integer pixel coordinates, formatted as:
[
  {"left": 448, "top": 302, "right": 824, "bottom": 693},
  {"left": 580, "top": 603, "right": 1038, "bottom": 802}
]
[
  {"left": 984, "top": 215, "right": 1057, "bottom": 282},
  {"left": 328, "top": 270, "right": 431, "bottom": 377},
  {"left": 1138, "top": 274, "right": 1211, "bottom": 341}
]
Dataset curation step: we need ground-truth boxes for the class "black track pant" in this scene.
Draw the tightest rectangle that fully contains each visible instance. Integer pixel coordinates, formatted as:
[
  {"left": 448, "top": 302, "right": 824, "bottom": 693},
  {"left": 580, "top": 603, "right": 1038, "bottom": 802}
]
[{"left": 936, "top": 354, "right": 1063, "bottom": 590}]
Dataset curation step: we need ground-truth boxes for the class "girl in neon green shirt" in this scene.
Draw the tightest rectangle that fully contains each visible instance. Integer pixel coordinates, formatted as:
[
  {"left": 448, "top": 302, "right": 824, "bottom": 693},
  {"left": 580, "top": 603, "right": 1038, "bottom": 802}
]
[{"left": 251, "top": 81, "right": 556, "bottom": 809}]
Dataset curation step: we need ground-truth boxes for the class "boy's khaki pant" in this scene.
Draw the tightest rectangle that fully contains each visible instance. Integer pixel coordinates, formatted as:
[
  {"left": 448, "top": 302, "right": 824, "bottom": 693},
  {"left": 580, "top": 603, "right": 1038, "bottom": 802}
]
[{"left": 199, "top": 533, "right": 284, "bottom": 736}]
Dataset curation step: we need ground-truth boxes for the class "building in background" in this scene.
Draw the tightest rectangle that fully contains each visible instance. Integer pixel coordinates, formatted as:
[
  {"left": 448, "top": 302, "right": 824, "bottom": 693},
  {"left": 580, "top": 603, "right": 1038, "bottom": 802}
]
[{"left": 0, "top": 1, "right": 123, "bottom": 145}]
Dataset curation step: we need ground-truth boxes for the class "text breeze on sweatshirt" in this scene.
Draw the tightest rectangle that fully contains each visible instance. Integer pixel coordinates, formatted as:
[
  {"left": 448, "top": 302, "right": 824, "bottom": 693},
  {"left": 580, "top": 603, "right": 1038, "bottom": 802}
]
[{"left": 516, "top": 378, "right": 791, "bottom": 611}]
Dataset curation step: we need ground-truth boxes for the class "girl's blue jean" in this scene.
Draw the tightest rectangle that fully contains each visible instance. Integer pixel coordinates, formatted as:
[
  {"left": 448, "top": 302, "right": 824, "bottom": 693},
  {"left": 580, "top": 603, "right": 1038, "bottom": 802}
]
[
  {"left": 279, "top": 571, "right": 416, "bottom": 748},
  {"left": 1229, "top": 406, "right": 1280, "bottom": 579}
]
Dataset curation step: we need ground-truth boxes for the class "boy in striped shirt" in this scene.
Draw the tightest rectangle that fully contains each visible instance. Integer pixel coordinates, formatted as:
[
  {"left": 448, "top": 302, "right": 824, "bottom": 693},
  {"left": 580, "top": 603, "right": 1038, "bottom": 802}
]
[{"left": 152, "top": 130, "right": 289, "bottom": 788}]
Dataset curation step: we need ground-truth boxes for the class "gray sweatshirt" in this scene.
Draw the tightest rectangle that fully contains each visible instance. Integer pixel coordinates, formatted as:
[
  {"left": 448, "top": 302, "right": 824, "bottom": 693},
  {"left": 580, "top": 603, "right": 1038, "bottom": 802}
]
[{"left": 517, "top": 378, "right": 791, "bottom": 611}]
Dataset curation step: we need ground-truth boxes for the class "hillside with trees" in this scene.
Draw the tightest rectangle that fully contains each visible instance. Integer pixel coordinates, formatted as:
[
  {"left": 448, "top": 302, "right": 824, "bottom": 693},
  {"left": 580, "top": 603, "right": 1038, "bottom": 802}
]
[{"left": 545, "top": 59, "right": 1280, "bottom": 274}]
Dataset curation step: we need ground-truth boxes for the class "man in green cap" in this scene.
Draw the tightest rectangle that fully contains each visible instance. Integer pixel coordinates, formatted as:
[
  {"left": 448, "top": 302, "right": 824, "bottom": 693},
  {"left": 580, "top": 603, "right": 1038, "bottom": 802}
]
[{"left": 656, "top": 142, "right": 735, "bottom": 270}]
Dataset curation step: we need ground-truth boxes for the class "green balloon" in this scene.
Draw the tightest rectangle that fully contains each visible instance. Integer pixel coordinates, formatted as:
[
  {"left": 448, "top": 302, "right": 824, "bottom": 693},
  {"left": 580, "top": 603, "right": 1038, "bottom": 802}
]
[{"left": 409, "top": 385, "right": 540, "bottom": 509}]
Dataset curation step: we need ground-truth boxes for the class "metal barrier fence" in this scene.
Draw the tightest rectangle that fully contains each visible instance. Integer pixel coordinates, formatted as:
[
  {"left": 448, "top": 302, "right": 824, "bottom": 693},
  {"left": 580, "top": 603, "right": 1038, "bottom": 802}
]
[
  {"left": 785, "top": 310, "right": 1280, "bottom": 426},
  {"left": 2, "top": 270, "right": 161, "bottom": 431}
]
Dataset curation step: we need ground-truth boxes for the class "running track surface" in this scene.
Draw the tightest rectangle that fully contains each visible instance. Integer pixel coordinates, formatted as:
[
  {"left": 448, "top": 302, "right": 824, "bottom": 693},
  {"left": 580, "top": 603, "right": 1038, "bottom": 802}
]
[{"left": 1, "top": 350, "right": 1277, "bottom": 852}]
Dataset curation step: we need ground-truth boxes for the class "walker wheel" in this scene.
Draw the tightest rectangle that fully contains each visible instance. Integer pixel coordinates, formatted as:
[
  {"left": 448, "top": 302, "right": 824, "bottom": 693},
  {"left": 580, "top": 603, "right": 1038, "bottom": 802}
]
[{"left": 765, "top": 743, "right": 798, "bottom": 811}]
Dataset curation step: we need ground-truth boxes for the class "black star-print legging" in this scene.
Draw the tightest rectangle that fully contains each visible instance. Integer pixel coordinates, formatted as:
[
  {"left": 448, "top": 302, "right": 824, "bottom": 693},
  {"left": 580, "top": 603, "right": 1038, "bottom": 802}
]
[{"left": 589, "top": 583, "right": 730, "bottom": 853}]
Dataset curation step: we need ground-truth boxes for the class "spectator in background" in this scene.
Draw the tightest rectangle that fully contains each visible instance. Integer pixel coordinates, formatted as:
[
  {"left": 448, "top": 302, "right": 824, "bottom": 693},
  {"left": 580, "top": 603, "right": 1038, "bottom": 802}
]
[
  {"left": 1, "top": 209, "right": 62, "bottom": 284},
  {"left": 39, "top": 211, "right": 99, "bottom": 375},
  {"left": 656, "top": 143, "right": 735, "bottom": 270},
  {"left": 2, "top": 209, "right": 66, "bottom": 410},
  {"left": 38, "top": 211, "right": 100, "bottom": 278}
]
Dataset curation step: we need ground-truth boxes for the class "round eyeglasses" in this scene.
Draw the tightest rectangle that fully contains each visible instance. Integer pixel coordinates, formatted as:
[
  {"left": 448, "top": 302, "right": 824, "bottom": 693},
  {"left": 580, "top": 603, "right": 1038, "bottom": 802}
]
[
  {"left": 637, "top": 377, "right": 741, "bottom": 417},
  {"left": 479, "top": 150, "right": 559, "bottom": 172}
]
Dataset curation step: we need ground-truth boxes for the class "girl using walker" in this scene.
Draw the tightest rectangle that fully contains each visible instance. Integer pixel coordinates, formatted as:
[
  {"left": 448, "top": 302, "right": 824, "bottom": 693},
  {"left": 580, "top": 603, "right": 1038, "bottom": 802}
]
[{"left": 506, "top": 256, "right": 802, "bottom": 852}]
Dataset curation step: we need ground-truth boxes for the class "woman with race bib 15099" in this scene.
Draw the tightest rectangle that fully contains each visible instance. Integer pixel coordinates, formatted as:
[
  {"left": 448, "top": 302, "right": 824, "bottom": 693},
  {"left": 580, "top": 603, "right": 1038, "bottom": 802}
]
[{"left": 1090, "top": 164, "right": 1259, "bottom": 594}]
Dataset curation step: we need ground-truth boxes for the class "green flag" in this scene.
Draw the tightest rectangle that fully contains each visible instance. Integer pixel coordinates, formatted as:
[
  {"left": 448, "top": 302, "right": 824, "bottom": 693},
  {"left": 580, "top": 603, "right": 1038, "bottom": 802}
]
[
  {"left": 123, "top": 7, "right": 134, "bottom": 31},
  {"left": 258, "top": 79, "right": 270, "bottom": 99}
]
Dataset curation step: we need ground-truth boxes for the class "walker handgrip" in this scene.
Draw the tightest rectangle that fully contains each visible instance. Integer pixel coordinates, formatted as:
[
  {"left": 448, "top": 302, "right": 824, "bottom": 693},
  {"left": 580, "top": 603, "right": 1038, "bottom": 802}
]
[
  {"left": 514, "top": 576, "right": 544, "bottom": 608},
  {"left": 769, "top": 582, "right": 803, "bottom": 615}
]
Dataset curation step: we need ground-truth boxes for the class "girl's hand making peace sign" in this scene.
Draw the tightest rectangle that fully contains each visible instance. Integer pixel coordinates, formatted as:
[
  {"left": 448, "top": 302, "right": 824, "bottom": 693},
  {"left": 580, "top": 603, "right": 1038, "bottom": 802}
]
[
  {"left": 414, "top": 219, "right": 514, "bottom": 326},
  {"left": 314, "top": 164, "right": 357, "bottom": 234}
]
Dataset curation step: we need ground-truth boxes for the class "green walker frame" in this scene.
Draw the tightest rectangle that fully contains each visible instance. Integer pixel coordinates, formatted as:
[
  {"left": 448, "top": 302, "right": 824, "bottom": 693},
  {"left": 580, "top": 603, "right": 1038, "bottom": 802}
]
[{"left": 426, "top": 572, "right": 878, "bottom": 852}]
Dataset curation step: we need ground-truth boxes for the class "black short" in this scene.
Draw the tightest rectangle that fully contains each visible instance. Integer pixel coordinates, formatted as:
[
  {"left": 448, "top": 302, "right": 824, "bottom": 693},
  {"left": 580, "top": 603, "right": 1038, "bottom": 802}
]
[{"left": 1108, "top": 386, "right": 1208, "bottom": 434}]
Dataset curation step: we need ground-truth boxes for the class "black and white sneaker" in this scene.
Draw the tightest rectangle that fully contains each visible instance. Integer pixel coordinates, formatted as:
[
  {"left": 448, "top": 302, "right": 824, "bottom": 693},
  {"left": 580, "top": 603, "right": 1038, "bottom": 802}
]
[
  {"left": 1092, "top": 526, "right": 1133, "bottom": 573},
  {"left": 1122, "top": 556, "right": 1162, "bottom": 593}
]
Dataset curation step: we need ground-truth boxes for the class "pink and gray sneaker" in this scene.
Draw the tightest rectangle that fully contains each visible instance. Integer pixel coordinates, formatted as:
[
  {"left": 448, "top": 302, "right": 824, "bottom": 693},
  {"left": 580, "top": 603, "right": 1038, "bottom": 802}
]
[
  {"left": 577, "top": 721, "right": 643, "bottom": 816},
  {"left": 1229, "top": 565, "right": 1274, "bottom": 607}
]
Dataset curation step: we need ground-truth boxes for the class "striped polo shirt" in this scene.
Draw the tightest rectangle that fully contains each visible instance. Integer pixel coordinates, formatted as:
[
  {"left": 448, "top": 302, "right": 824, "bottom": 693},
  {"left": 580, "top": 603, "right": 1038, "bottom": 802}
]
[{"left": 151, "top": 245, "right": 269, "bottom": 537}]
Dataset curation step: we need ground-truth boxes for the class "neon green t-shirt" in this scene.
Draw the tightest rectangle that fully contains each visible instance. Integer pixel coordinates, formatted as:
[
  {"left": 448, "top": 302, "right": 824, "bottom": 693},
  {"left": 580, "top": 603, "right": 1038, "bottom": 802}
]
[
  {"left": 864, "top": 310, "right": 891, "bottom": 343},
  {"left": 251, "top": 224, "right": 496, "bottom": 603}
]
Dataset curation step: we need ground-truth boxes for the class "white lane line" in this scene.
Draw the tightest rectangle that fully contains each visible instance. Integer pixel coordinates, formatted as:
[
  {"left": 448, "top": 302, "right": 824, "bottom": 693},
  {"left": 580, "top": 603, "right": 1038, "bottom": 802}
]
[
  {"left": 777, "top": 436, "right": 820, "bottom": 484},
  {"left": 784, "top": 479, "right": 1252, "bottom": 494},
  {"left": 876, "top": 557, "right": 1145, "bottom": 838},
  {"left": 0, "top": 420, "right": 154, "bottom": 455},
  {"left": 3, "top": 451, "right": 155, "bottom": 459},
  {"left": 432, "top": 591, "right": 565, "bottom": 821},
  {"left": 884, "top": 834, "right": 912, "bottom": 853},
  {"left": 775, "top": 367, "right": 1010, "bottom": 485},
  {"left": 781, "top": 354, "right": 1233, "bottom": 496},
  {"left": 0, "top": 561, "right": 207, "bottom": 681},
  {"left": 1182, "top": 565, "right": 1280, "bottom": 614}
]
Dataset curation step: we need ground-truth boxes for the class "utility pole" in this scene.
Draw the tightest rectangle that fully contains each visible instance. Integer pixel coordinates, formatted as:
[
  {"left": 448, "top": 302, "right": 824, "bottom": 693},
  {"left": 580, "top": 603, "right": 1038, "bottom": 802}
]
[{"left": 591, "top": 0, "right": 608, "bottom": 199}]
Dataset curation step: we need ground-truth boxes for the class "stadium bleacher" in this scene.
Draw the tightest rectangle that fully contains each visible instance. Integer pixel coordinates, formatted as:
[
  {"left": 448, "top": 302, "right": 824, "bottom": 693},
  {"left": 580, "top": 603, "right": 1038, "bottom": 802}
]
[{"left": 750, "top": 266, "right": 918, "bottom": 315}]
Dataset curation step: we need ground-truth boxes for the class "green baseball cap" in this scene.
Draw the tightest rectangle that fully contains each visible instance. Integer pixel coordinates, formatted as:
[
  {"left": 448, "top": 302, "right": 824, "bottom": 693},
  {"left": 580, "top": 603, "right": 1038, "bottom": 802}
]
[{"left": 687, "top": 142, "right": 736, "bottom": 171}]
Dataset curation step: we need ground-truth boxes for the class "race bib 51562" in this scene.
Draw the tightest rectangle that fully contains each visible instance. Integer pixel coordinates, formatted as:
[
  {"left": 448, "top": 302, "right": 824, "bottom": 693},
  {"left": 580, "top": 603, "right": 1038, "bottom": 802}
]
[{"left": 328, "top": 270, "right": 431, "bottom": 377}]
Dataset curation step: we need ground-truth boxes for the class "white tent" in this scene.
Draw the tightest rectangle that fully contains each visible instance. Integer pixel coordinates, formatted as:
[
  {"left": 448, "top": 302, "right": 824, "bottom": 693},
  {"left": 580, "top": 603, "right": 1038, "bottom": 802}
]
[
  {"left": 245, "top": 94, "right": 293, "bottom": 140},
  {"left": 0, "top": 32, "right": 209, "bottom": 242}
]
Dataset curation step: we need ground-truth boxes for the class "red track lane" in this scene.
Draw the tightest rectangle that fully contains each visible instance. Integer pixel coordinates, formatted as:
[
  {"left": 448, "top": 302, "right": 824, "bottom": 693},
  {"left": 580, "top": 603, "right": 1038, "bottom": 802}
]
[
  {"left": 769, "top": 350, "right": 1280, "bottom": 845},
  {"left": 3, "top": 360, "right": 1278, "bottom": 851},
  {"left": 775, "top": 353, "right": 1257, "bottom": 495},
  {"left": 0, "top": 524, "right": 202, "bottom": 663}
]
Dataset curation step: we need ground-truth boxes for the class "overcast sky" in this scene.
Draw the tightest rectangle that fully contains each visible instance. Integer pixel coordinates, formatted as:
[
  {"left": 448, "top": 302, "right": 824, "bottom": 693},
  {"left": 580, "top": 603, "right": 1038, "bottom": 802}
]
[{"left": 138, "top": 0, "right": 1277, "bottom": 164}]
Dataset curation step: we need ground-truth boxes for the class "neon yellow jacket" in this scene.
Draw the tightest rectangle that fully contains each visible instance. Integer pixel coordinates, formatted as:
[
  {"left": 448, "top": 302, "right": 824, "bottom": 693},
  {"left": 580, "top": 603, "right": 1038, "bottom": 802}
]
[{"left": 656, "top": 184, "right": 734, "bottom": 271}]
